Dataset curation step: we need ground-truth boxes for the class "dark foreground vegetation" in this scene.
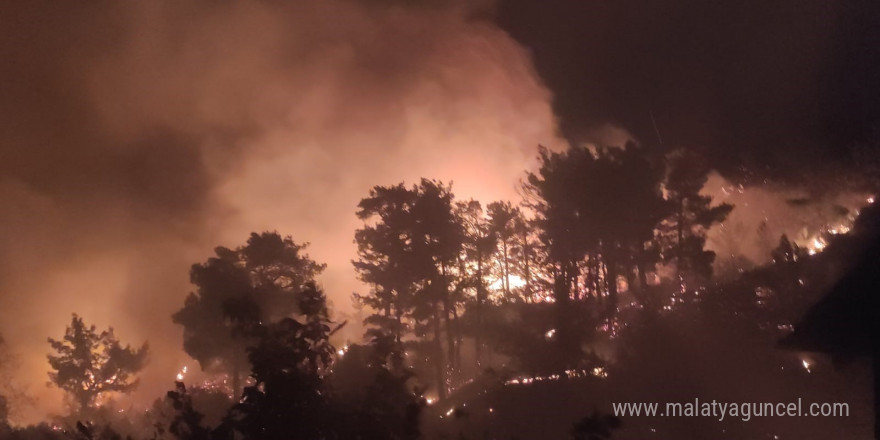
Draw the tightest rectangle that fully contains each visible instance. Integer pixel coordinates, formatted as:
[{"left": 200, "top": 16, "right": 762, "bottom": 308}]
[{"left": 0, "top": 144, "right": 876, "bottom": 439}]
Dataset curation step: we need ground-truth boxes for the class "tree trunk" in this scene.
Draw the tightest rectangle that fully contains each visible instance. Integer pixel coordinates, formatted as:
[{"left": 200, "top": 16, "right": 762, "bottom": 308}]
[
  {"left": 475, "top": 251, "right": 484, "bottom": 367},
  {"left": 502, "top": 240, "right": 511, "bottom": 298},
  {"left": 600, "top": 258, "right": 609, "bottom": 301},
  {"left": 636, "top": 259, "right": 650, "bottom": 307},
  {"left": 77, "top": 392, "right": 92, "bottom": 418},
  {"left": 637, "top": 260, "right": 649, "bottom": 289},
  {"left": 443, "top": 297, "right": 455, "bottom": 379},
  {"left": 452, "top": 307, "right": 462, "bottom": 372},
  {"left": 677, "top": 195, "right": 685, "bottom": 294},
  {"left": 440, "top": 263, "right": 456, "bottom": 382},
  {"left": 385, "top": 302, "right": 394, "bottom": 339},
  {"left": 433, "top": 302, "right": 446, "bottom": 400},
  {"left": 523, "top": 238, "right": 532, "bottom": 302},
  {"left": 232, "top": 356, "right": 241, "bottom": 403},
  {"left": 625, "top": 266, "right": 639, "bottom": 303},
  {"left": 395, "top": 308, "right": 403, "bottom": 344},
  {"left": 605, "top": 254, "right": 619, "bottom": 315},
  {"left": 587, "top": 256, "right": 597, "bottom": 298},
  {"left": 553, "top": 263, "right": 578, "bottom": 368}
]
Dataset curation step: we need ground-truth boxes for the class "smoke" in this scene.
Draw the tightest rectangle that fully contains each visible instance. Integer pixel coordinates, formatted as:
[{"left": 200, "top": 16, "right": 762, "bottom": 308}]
[
  {"left": 495, "top": 0, "right": 880, "bottom": 184},
  {"left": 703, "top": 172, "right": 872, "bottom": 272},
  {"left": 0, "top": 0, "right": 559, "bottom": 421}
]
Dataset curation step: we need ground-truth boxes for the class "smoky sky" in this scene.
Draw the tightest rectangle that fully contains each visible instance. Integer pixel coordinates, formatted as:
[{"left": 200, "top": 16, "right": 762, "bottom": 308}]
[
  {"left": 0, "top": 0, "right": 558, "bottom": 421},
  {"left": 495, "top": 0, "right": 880, "bottom": 184}
]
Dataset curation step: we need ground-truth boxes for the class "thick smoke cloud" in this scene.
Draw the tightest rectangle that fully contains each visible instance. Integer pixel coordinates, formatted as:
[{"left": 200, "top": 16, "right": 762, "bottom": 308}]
[
  {"left": 495, "top": 0, "right": 880, "bottom": 185},
  {"left": 0, "top": 0, "right": 558, "bottom": 421}
]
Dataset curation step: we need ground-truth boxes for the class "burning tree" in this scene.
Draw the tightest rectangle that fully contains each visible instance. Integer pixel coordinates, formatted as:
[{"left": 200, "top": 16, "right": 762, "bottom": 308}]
[{"left": 47, "top": 314, "right": 149, "bottom": 416}]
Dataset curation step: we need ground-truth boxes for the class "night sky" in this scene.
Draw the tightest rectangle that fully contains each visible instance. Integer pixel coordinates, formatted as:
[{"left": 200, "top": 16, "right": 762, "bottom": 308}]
[{"left": 497, "top": 0, "right": 880, "bottom": 184}]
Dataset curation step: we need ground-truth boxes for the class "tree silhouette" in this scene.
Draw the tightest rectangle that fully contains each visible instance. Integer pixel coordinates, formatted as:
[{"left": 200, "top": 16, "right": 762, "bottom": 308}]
[
  {"left": 355, "top": 179, "right": 464, "bottom": 400},
  {"left": 330, "top": 334, "right": 423, "bottom": 440},
  {"left": 172, "top": 232, "right": 325, "bottom": 402},
  {"left": 354, "top": 184, "right": 423, "bottom": 343},
  {"left": 456, "top": 200, "right": 497, "bottom": 367},
  {"left": 770, "top": 234, "right": 808, "bottom": 264},
  {"left": 488, "top": 201, "right": 519, "bottom": 299},
  {"left": 510, "top": 211, "right": 547, "bottom": 303},
  {"left": 47, "top": 314, "right": 148, "bottom": 416},
  {"left": 657, "top": 149, "right": 733, "bottom": 291},
  {"left": 526, "top": 144, "right": 668, "bottom": 311},
  {"left": 165, "top": 382, "right": 212, "bottom": 440},
  {"left": 226, "top": 282, "right": 336, "bottom": 440},
  {"left": 410, "top": 180, "right": 464, "bottom": 396}
]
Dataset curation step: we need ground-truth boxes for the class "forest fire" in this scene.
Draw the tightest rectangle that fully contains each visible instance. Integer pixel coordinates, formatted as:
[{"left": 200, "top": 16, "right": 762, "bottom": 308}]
[
  {"left": 1, "top": 0, "right": 878, "bottom": 439},
  {"left": 503, "top": 367, "right": 609, "bottom": 387}
]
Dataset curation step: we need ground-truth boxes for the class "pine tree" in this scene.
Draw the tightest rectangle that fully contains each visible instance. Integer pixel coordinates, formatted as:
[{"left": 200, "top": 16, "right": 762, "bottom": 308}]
[
  {"left": 354, "top": 180, "right": 463, "bottom": 400},
  {"left": 353, "top": 184, "right": 422, "bottom": 343},
  {"left": 456, "top": 200, "right": 497, "bottom": 367},
  {"left": 657, "top": 149, "right": 733, "bottom": 290},
  {"left": 488, "top": 201, "right": 518, "bottom": 300},
  {"left": 47, "top": 314, "right": 148, "bottom": 415},
  {"left": 526, "top": 144, "right": 668, "bottom": 311}
]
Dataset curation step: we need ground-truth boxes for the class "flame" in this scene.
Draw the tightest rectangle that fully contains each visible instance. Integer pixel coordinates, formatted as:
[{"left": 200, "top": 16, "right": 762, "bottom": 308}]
[
  {"left": 175, "top": 365, "right": 188, "bottom": 381},
  {"left": 488, "top": 274, "right": 527, "bottom": 292},
  {"left": 503, "top": 368, "right": 606, "bottom": 386},
  {"left": 807, "top": 236, "right": 827, "bottom": 255}
]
